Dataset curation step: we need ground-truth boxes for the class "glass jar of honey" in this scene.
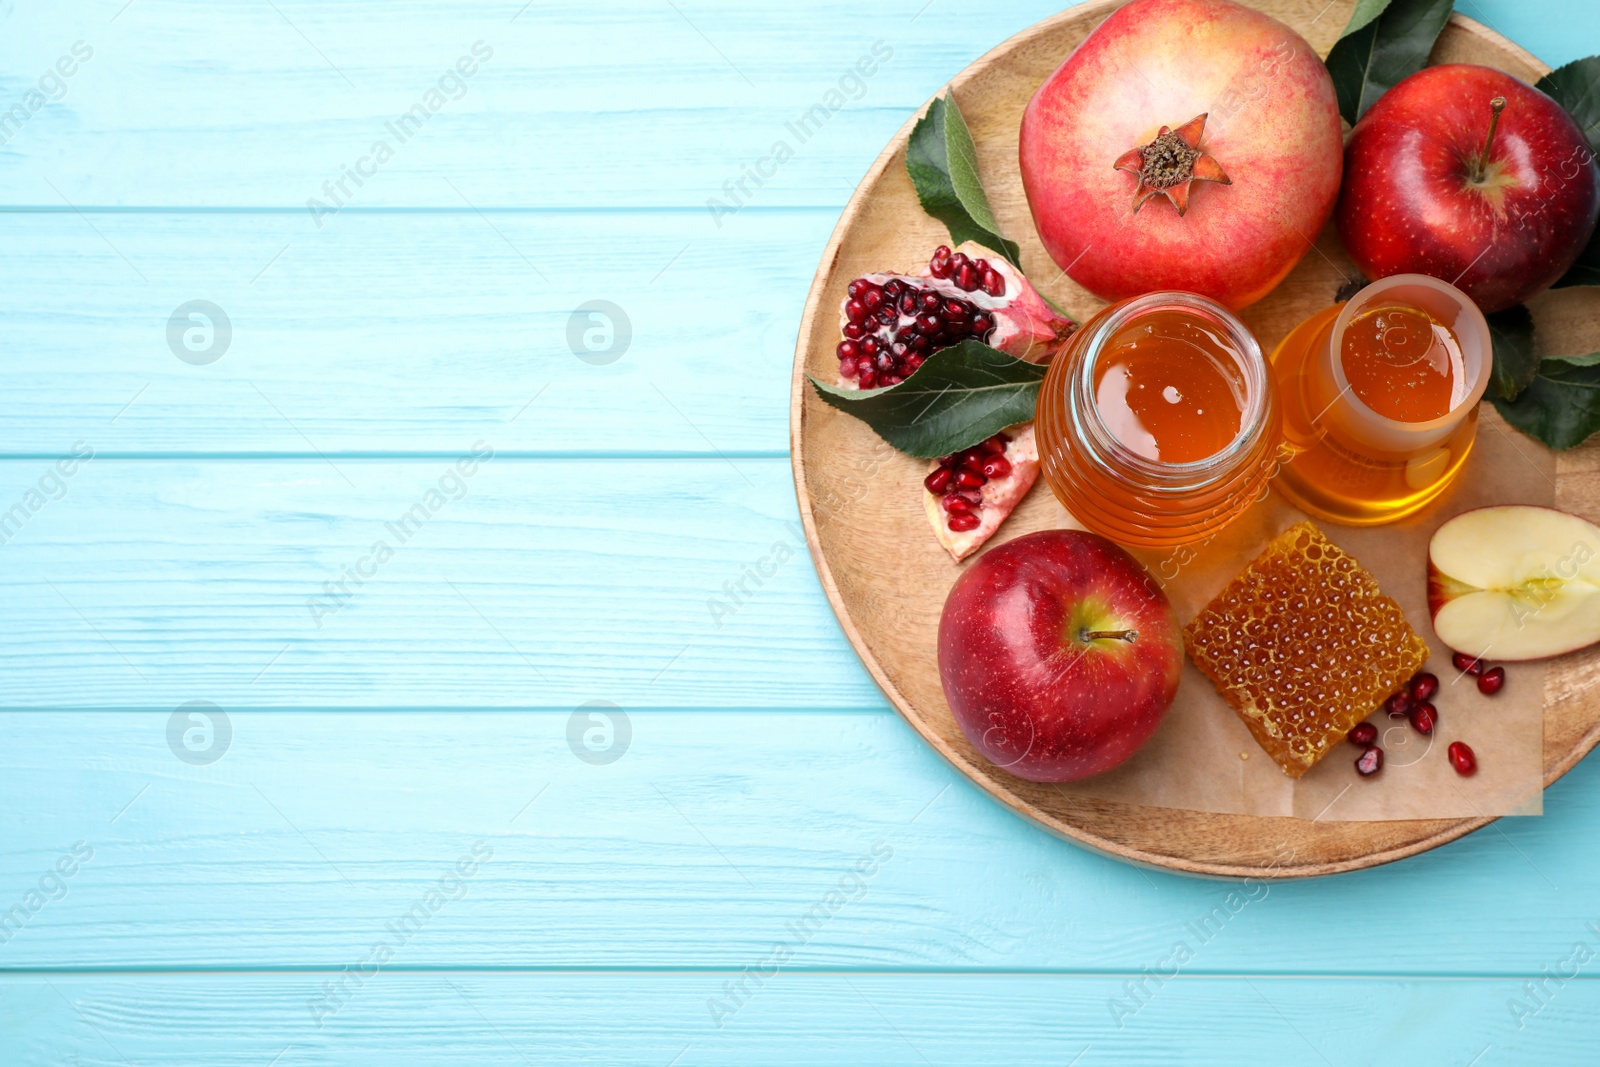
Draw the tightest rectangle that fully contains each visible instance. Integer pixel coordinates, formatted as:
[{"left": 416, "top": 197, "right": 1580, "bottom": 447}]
[
  {"left": 1035, "top": 291, "right": 1282, "bottom": 548},
  {"left": 1269, "top": 274, "right": 1491, "bottom": 525}
]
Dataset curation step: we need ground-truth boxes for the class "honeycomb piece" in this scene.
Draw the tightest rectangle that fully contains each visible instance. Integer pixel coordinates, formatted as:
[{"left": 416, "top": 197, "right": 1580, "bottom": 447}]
[{"left": 1184, "top": 522, "right": 1428, "bottom": 778}]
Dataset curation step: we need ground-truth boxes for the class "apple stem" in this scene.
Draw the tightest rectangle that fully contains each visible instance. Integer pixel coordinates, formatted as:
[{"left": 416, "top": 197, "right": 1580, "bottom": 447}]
[
  {"left": 1473, "top": 96, "right": 1508, "bottom": 182},
  {"left": 1081, "top": 628, "right": 1138, "bottom": 643}
]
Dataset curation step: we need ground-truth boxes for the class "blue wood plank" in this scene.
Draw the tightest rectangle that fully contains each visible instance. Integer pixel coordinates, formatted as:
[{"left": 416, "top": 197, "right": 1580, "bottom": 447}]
[
  {"left": 0, "top": 458, "right": 881, "bottom": 709},
  {"left": 0, "top": 2, "right": 1590, "bottom": 209},
  {"left": 0, "top": 211, "right": 840, "bottom": 455},
  {"left": 0, "top": 709, "right": 1597, "bottom": 973},
  {"left": 4, "top": 972, "right": 1599, "bottom": 1066}
]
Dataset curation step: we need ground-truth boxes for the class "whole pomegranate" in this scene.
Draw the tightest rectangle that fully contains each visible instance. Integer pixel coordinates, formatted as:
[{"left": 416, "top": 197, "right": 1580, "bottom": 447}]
[{"left": 1019, "top": 0, "right": 1343, "bottom": 309}]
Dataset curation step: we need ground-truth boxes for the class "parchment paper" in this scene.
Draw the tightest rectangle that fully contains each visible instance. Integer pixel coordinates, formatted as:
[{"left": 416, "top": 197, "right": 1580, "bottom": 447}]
[{"left": 1050, "top": 421, "right": 1550, "bottom": 821}]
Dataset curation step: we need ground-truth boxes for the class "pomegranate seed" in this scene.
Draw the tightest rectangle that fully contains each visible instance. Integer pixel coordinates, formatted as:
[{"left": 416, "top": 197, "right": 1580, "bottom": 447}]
[
  {"left": 1356, "top": 746, "right": 1383, "bottom": 776},
  {"left": 942, "top": 494, "right": 971, "bottom": 514},
  {"left": 916, "top": 314, "right": 942, "bottom": 334},
  {"left": 1409, "top": 672, "right": 1439, "bottom": 701},
  {"left": 949, "top": 252, "right": 970, "bottom": 274},
  {"left": 947, "top": 512, "right": 981, "bottom": 532},
  {"left": 838, "top": 357, "right": 858, "bottom": 378},
  {"left": 924, "top": 468, "right": 952, "bottom": 495},
  {"left": 929, "top": 246, "right": 952, "bottom": 278},
  {"left": 862, "top": 288, "right": 883, "bottom": 311},
  {"left": 1385, "top": 691, "right": 1413, "bottom": 719},
  {"left": 844, "top": 323, "right": 865, "bottom": 339},
  {"left": 1347, "top": 722, "right": 1378, "bottom": 747},
  {"left": 1448, "top": 741, "right": 1477, "bottom": 776},
  {"left": 954, "top": 469, "right": 986, "bottom": 489},
  {"left": 900, "top": 293, "right": 918, "bottom": 315},
  {"left": 981, "top": 269, "right": 1004, "bottom": 296},
  {"left": 960, "top": 451, "right": 986, "bottom": 471},
  {"left": 980, "top": 455, "right": 1012, "bottom": 480},
  {"left": 861, "top": 337, "right": 879, "bottom": 355},
  {"left": 1452, "top": 652, "right": 1485, "bottom": 676},
  {"left": 905, "top": 355, "right": 925, "bottom": 373},
  {"left": 921, "top": 292, "right": 941, "bottom": 310},
  {"left": 1477, "top": 666, "right": 1506, "bottom": 695},
  {"left": 980, "top": 436, "right": 1006, "bottom": 454},
  {"left": 857, "top": 369, "right": 877, "bottom": 388},
  {"left": 972, "top": 314, "right": 993, "bottom": 335},
  {"left": 1409, "top": 702, "right": 1436, "bottom": 735},
  {"left": 955, "top": 264, "right": 979, "bottom": 291}
]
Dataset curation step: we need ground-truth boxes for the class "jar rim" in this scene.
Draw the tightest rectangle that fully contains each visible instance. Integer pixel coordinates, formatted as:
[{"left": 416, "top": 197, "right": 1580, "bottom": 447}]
[
  {"left": 1072, "top": 291, "right": 1272, "bottom": 487},
  {"left": 1325, "top": 273, "right": 1492, "bottom": 435}
]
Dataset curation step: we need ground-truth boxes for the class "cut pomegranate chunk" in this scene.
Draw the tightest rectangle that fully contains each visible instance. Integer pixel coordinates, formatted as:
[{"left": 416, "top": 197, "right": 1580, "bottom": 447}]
[
  {"left": 922, "top": 426, "right": 1040, "bottom": 562},
  {"left": 834, "top": 242, "right": 1075, "bottom": 391}
]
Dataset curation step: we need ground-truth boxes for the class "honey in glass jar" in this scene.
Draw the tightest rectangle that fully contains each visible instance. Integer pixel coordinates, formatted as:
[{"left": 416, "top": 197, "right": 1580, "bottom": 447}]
[
  {"left": 1270, "top": 274, "right": 1491, "bottom": 525},
  {"left": 1035, "top": 292, "right": 1282, "bottom": 548}
]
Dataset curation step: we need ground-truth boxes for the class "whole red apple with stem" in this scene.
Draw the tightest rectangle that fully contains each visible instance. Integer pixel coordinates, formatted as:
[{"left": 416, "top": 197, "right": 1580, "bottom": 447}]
[
  {"left": 937, "top": 530, "right": 1183, "bottom": 783},
  {"left": 1337, "top": 64, "right": 1600, "bottom": 314}
]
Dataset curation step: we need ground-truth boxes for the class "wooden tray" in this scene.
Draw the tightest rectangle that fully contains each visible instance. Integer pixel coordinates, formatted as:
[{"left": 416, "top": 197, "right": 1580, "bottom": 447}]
[{"left": 790, "top": 0, "right": 1600, "bottom": 878}]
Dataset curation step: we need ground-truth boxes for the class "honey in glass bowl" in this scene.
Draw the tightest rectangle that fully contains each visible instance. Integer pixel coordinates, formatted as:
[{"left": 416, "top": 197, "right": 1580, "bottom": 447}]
[
  {"left": 1269, "top": 274, "right": 1491, "bottom": 526},
  {"left": 1035, "top": 292, "right": 1282, "bottom": 548}
]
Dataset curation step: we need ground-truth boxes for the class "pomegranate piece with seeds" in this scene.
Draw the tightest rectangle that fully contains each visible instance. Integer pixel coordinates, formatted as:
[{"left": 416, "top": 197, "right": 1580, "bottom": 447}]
[
  {"left": 1355, "top": 746, "right": 1383, "bottom": 776},
  {"left": 1448, "top": 741, "right": 1478, "bottom": 776},
  {"left": 834, "top": 241, "right": 1075, "bottom": 391},
  {"left": 923, "top": 427, "right": 1041, "bottom": 561}
]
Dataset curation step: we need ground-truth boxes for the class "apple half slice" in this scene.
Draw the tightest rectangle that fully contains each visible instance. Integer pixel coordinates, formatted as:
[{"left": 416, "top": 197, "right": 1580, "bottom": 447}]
[{"left": 1429, "top": 505, "right": 1600, "bottom": 661}]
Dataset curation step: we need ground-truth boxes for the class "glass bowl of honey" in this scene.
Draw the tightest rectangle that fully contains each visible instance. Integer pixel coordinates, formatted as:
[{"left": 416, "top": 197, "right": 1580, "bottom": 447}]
[
  {"left": 1269, "top": 274, "right": 1492, "bottom": 525},
  {"left": 1035, "top": 291, "right": 1282, "bottom": 548}
]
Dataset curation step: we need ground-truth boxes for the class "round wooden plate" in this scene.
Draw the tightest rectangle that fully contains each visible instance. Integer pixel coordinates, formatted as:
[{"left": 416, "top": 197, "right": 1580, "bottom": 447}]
[{"left": 790, "top": 0, "right": 1600, "bottom": 877}]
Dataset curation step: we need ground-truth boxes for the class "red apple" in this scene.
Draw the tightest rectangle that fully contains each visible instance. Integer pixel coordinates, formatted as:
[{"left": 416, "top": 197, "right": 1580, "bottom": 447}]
[
  {"left": 1337, "top": 64, "right": 1600, "bottom": 314},
  {"left": 937, "top": 530, "right": 1183, "bottom": 783}
]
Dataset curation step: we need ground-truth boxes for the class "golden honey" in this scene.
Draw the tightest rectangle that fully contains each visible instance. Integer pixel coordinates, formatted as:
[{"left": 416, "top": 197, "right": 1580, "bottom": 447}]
[
  {"left": 1185, "top": 522, "right": 1429, "bottom": 778},
  {"left": 1036, "top": 292, "right": 1281, "bottom": 548},
  {"left": 1270, "top": 275, "right": 1491, "bottom": 526}
]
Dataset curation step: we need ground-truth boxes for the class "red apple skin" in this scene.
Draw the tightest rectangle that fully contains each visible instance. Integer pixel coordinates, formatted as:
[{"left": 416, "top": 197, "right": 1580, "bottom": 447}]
[
  {"left": 1019, "top": 0, "right": 1343, "bottom": 309},
  {"left": 1338, "top": 64, "right": 1600, "bottom": 314},
  {"left": 937, "top": 530, "right": 1183, "bottom": 783}
]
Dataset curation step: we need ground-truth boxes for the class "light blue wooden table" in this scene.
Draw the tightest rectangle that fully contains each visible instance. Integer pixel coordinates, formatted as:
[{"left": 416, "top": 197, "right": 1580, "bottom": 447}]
[{"left": 3, "top": 1, "right": 1599, "bottom": 1063}]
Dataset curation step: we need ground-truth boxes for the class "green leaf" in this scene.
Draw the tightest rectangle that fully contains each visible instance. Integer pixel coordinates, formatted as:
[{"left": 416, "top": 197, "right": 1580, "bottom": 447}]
[
  {"left": 1486, "top": 304, "right": 1538, "bottom": 401},
  {"left": 1553, "top": 224, "right": 1600, "bottom": 288},
  {"left": 1325, "top": 0, "right": 1454, "bottom": 126},
  {"left": 1536, "top": 56, "right": 1600, "bottom": 157},
  {"left": 808, "top": 340, "right": 1045, "bottom": 459},
  {"left": 1492, "top": 355, "right": 1600, "bottom": 449},
  {"left": 905, "top": 93, "right": 1021, "bottom": 265},
  {"left": 1342, "top": 0, "right": 1396, "bottom": 37}
]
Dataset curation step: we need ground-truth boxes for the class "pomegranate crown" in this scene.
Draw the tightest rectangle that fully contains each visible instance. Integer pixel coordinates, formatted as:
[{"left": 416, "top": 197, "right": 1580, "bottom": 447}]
[{"left": 1113, "top": 113, "right": 1231, "bottom": 216}]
